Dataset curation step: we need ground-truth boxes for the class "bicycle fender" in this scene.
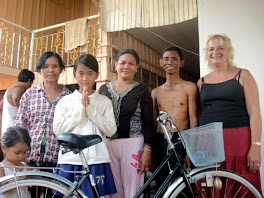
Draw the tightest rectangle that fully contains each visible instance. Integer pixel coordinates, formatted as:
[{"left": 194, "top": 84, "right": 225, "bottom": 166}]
[
  {"left": 187, "top": 164, "right": 222, "bottom": 176},
  {"left": 163, "top": 164, "right": 222, "bottom": 198},
  {"left": 0, "top": 171, "right": 88, "bottom": 197},
  {"left": 0, "top": 171, "right": 72, "bottom": 186}
]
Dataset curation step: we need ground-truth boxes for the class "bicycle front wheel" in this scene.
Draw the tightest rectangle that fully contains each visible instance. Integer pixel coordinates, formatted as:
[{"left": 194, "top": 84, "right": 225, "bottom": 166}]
[
  {"left": 0, "top": 177, "right": 81, "bottom": 198},
  {"left": 164, "top": 169, "right": 263, "bottom": 198}
]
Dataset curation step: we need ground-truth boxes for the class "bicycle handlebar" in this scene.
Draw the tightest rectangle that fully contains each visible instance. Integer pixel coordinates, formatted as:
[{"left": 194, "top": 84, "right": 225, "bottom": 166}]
[
  {"left": 157, "top": 110, "right": 178, "bottom": 151},
  {"left": 157, "top": 110, "right": 177, "bottom": 129}
]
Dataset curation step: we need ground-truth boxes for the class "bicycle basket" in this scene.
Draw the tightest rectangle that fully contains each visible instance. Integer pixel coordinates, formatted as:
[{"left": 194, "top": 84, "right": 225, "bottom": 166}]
[{"left": 179, "top": 122, "right": 225, "bottom": 167}]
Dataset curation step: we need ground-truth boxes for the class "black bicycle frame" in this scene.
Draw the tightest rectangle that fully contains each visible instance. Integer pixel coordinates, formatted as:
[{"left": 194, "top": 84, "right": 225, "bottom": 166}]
[
  {"left": 134, "top": 111, "right": 196, "bottom": 198},
  {"left": 134, "top": 148, "right": 195, "bottom": 198}
]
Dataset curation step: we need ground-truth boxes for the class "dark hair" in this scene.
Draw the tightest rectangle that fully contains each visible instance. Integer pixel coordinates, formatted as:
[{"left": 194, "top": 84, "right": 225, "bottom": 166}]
[
  {"left": 36, "top": 51, "right": 65, "bottom": 72},
  {"left": 114, "top": 49, "right": 140, "bottom": 64},
  {"left": 161, "top": 46, "right": 184, "bottom": 60},
  {"left": 73, "top": 54, "right": 99, "bottom": 73},
  {"left": 0, "top": 126, "right": 31, "bottom": 161},
  {"left": 18, "top": 69, "right": 35, "bottom": 82}
]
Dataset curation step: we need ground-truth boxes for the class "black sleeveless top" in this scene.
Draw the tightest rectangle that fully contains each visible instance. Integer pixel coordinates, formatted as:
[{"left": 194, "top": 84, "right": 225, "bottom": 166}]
[{"left": 199, "top": 70, "right": 250, "bottom": 128}]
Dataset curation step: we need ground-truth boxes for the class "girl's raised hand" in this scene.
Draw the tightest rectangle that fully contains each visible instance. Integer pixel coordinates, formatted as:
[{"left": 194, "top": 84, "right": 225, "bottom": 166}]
[{"left": 81, "top": 86, "right": 89, "bottom": 107}]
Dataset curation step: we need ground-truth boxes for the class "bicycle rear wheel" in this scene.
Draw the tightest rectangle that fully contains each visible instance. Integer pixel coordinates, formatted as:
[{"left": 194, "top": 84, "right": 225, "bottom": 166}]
[
  {"left": 0, "top": 177, "right": 81, "bottom": 198},
  {"left": 164, "top": 169, "right": 263, "bottom": 198}
]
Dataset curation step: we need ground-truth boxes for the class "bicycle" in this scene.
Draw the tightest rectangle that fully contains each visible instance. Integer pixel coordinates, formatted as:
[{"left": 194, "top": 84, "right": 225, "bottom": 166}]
[
  {"left": 0, "top": 133, "right": 103, "bottom": 198},
  {"left": 0, "top": 111, "right": 262, "bottom": 198},
  {"left": 134, "top": 110, "right": 263, "bottom": 198}
]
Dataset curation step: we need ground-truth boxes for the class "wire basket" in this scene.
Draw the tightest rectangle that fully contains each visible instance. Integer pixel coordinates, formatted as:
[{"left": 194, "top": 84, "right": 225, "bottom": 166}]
[{"left": 179, "top": 122, "right": 225, "bottom": 167}]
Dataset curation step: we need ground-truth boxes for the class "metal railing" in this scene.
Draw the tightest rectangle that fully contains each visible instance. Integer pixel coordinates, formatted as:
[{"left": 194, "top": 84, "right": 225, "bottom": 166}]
[
  {"left": 0, "top": 18, "right": 31, "bottom": 69},
  {"left": 0, "top": 14, "right": 99, "bottom": 71}
]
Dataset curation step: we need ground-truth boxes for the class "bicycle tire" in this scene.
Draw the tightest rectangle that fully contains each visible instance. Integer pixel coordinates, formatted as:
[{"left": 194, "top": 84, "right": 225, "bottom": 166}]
[
  {"left": 163, "top": 169, "right": 263, "bottom": 198},
  {"left": 0, "top": 177, "right": 82, "bottom": 198}
]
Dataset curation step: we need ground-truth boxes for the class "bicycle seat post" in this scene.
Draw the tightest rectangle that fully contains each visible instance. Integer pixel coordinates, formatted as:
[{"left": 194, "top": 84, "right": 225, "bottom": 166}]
[
  {"left": 79, "top": 150, "right": 89, "bottom": 170},
  {"left": 79, "top": 150, "right": 100, "bottom": 198}
]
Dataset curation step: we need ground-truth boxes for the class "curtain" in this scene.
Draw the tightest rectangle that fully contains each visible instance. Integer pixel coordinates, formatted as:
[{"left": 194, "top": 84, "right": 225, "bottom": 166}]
[{"left": 100, "top": 0, "right": 197, "bottom": 32}]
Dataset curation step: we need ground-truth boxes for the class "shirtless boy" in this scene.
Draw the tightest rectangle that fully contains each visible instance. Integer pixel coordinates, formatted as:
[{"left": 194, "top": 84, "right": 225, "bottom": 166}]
[
  {"left": 152, "top": 46, "right": 198, "bottom": 188},
  {"left": 1, "top": 69, "right": 35, "bottom": 135}
]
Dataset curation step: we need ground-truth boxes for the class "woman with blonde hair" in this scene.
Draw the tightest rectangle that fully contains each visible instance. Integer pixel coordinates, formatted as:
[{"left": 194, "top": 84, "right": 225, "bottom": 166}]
[{"left": 197, "top": 34, "right": 262, "bottom": 194}]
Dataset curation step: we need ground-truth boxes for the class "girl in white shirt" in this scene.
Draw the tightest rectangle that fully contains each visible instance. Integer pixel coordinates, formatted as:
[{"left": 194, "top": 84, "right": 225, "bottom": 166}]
[{"left": 53, "top": 54, "right": 117, "bottom": 197}]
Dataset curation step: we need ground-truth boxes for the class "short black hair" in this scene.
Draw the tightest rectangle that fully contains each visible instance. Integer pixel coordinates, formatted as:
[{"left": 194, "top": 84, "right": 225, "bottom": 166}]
[
  {"left": 114, "top": 49, "right": 140, "bottom": 64},
  {"left": 161, "top": 46, "right": 184, "bottom": 60},
  {"left": 36, "top": 51, "right": 65, "bottom": 72},
  {"left": 74, "top": 54, "right": 99, "bottom": 73},
  {"left": 18, "top": 69, "right": 35, "bottom": 82}
]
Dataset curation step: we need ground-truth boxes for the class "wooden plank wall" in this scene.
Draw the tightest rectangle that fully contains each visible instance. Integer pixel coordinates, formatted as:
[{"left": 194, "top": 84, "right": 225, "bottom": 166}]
[
  {"left": 0, "top": 0, "right": 99, "bottom": 30},
  {"left": 0, "top": 0, "right": 80, "bottom": 30}
]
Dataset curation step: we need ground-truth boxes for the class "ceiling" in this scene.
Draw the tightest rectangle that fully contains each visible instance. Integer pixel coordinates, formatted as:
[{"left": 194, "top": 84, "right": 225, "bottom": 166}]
[{"left": 125, "top": 18, "right": 200, "bottom": 80}]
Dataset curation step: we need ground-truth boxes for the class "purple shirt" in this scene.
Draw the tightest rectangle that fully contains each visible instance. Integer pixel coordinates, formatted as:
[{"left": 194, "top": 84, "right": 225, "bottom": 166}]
[{"left": 15, "top": 82, "right": 72, "bottom": 164}]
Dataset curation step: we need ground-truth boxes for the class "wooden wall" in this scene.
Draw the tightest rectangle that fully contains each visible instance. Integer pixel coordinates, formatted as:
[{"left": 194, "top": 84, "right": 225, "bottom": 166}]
[
  {"left": 0, "top": 67, "right": 21, "bottom": 90},
  {"left": 0, "top": 0, "right": 99, "bottom": 87},
  {"left": 0, "top": 0, "right": 98, "bottom": 30}
]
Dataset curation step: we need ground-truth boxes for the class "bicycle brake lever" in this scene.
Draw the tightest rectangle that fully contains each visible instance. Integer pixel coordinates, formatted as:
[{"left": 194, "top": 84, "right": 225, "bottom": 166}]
[{"left": 168, "top": 118, "right": 177, "bottom": 129}]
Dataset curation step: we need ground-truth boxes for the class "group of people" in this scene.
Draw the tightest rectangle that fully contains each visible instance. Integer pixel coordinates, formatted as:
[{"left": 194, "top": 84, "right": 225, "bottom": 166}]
[{"left": 0, "top": 33, "right": 262, "bottom": 198}]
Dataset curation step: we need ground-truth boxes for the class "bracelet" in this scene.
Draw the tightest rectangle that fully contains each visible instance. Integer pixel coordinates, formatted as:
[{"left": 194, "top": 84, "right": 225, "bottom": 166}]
[
  {"left": 252, "top": 141, "right": 261, "bottom": 146},
  {"left": 144, "top": 148, "right": 152, "bottom": 152}
]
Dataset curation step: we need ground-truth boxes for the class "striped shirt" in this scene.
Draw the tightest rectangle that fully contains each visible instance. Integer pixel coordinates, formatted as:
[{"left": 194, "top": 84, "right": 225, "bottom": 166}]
[{"left": 15, "top": 82, "right": 72, "bottom": 164}]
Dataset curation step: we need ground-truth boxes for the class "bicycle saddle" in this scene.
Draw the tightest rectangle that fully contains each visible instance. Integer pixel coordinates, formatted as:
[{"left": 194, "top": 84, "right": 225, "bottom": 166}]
[{"left": 57, "top": 133, "right": 102, "bottom": 151}]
